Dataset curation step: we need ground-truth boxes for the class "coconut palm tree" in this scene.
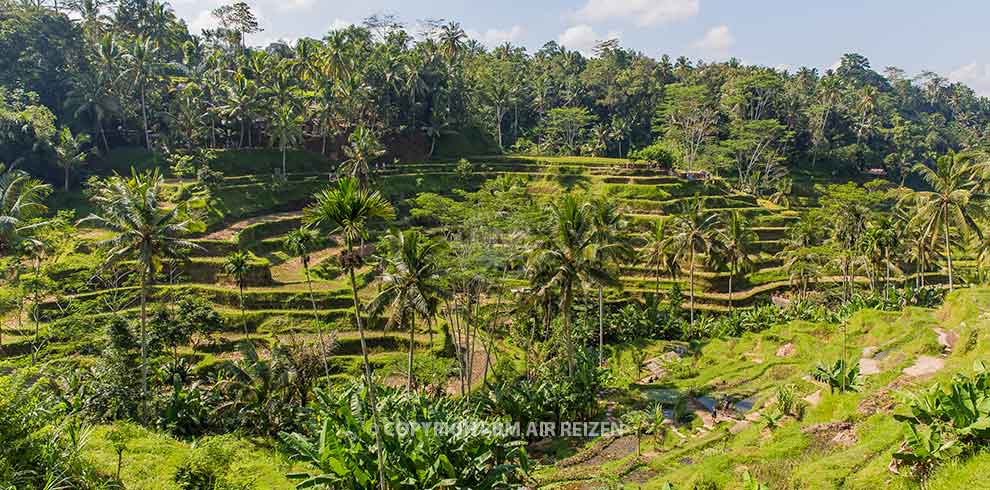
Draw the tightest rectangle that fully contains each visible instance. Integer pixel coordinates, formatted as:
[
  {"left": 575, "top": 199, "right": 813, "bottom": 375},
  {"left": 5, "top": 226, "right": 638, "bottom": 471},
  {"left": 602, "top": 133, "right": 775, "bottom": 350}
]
[
  {"left": 339, "top": 125, "right": 385, "bottom": 185},
  {"left": 716, "top": 211, "right": 757, "bottom": 310},
  {"left": 122, "top": 35, "right": 162, "bottom": 151},
  {"left": 80, "top": 168, "right": 197, "bottom": 420},
  {"left": 527, "top": 195, "right": 617, "bottom": 375},
  {"left": 0, "top": 165, "right": 51, "bottom": 252},
  {"left": 65, "top": 72, "right": 119, "bottom": 153},
  {"left": 667, "top": 197, "right": 722, "bottom": 327},
  {"left": 303, "top": 177, "right": 395, "bottom": 490},
  {"left": 284, "top": 226, "right": 332, "bottom": 379},
  {"left": 270, "top": 104, "right": 304, "bottom": 177},
  {"left": 640, "top": 219, "right": 677, "bottom": 297},
  {"left": 902, "top": 152, "right": 985, "bottom": 290},
  {"left": 371, "top": 229, "right": 445, "bottom": 392},
  {"left": 588, "top": 198, "right": 633, "bottom": 364},
  {"left": 52, "top": 128, "right": 92, "bottom": 192},
  {"left": 224, "top": 251, "right": 250, "bottom": 335}
]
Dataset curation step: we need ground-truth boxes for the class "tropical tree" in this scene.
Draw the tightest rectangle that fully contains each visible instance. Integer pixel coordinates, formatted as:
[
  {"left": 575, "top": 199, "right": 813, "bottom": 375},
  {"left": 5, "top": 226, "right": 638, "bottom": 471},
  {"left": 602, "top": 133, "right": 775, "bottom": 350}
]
[
  {"left": 284, "top": 226, "right": 332, "bottom": 378},
  {"left": 52, "top": 128, "right": 92, "bottom": 191},
  {"left": 640, "top": 219, "right": 677, "bottom": 297},
  {"left": 303, "top": 177, "right": 395, "bottom": 490},
  {"left": 589, "top": 198, "right": 633, "bottom": 364},
  {"left": 667, "top": 197, "right": 722, "bottom": 326},
  {"left": 371, "top": 229, "right": 446, "bottom": 391},
  {"left": 122, "top": 35, "right": 162, "bottom": 151},
  {"left": 716, "top": 211, "right": 757, "bottom": 310},
  {"left": 270, "top": 104, "right": 304, "bottom": 176},
  {"left": 340, "top": 125, "right": 386, "bottom": 185},
  {"left": 0, "top": 165, "right": 52, "bottom": 252},
  {"left": 527, "top": 195, "right": 617, "bottom": 375},
  {"left": 902, "top": 152, "right": 985, "bottom": 290},
  {"left": 80, "top": 169, "right": 197, "bottom": 420},
  {"left": 224, "top": 251, "right": 250, "bottom": 335}
]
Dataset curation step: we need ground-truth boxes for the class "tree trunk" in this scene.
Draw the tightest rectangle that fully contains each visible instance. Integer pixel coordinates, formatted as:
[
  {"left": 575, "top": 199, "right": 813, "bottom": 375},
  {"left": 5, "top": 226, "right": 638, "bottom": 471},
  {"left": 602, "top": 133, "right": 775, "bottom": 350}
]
[
  {"left": 346, "top": 246, "right": 388, "bottom": 490},
  {"left": 140, "top": 267, "right": 149, "bottom": 423},
  {"left": 944, "top": 213, "right": 954, "bottom": 290},
  {"left": 31, "top": 257, "right": 41, "bottom": 365},
  {"left": 239, "top": 282, "right": 247, "bottom": 335},
  {"left": 689, "top": 248, "right": 696, "bottom": 327},
  {"left": 598, "top": 287, "right": 604, "bottom": 366},
  {"left": 141, "top": 87, "right": 151, "bottom": 151},
  {"left": 407, "top": 311, "right": 415, "bottom": 392},
  {"left": 564, "top": 282, "right": 574, "bottom": 376},
  {"left": 304, "top": 262, "right": 332, "bottom": 380},
  {"left": 728, "top": 259, "right": 735, "bottom": 312},
  {"left": 282, "top": 146, "right": 287, "bottom": 176},
  {"left": 64, "top": 166, "right": 70, "bottom": 192}
]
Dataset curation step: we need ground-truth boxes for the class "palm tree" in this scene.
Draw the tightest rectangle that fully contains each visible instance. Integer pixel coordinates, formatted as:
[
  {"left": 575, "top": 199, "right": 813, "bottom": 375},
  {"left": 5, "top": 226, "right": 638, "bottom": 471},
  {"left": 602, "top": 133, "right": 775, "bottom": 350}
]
[
  {"left": 589, "top": 198, "right": 633, "bottom": 364},
  {"left": 80, "top": 168, "right": 197, "bottom": 420},
  {"left": 782, "top": 246, "right": 823, "bottom": 298},
  {"left": 65, "top": 72, "right": 119, "bottom": 153},
  {"left": 284, "top": 226, "right": 332, "bottom": 379},
  {"left": 52, "top": 128, "right": 92, "bottom": 192},
  {"left": 716, "top": 211, "right": 757, "bottom": 310},
  {"left": 303, "top": 177, "right": 395, "bottom": 490},
  {"left": 270, "top": 104, "right": 304, "bottom": 177},
  {"left": 371, "top": 229, "right": 445, "bottom": 392},
  {"left": 122, "top": 35, "right": 161, "bottom": 151},
  {"left": 641, "top": 219, "right": 677, "bottom": 297},
  {"left": 224, "top": 251, "right": 250, "bottom": 335},
  {"left": 0, "top": 165, "right": 51, "bottom": 252},
  {"left": 339, "top": 125, "right": 385, "bottom": 185},
  {"left": 667, "top": 197, "right": 721, "bottom": 327},
  {"left": 527, "top": 195, "right": 617, "bottom": 375},
  {"left": 902, "top": 152, "right": 985, "bottom": 290}
]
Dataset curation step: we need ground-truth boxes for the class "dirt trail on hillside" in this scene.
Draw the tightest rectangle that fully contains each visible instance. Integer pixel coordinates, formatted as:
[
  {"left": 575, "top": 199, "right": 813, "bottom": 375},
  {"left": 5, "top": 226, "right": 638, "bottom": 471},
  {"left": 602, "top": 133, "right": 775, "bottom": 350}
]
[
  {"left": 203, "top": 211, "right": 301, "bottom": 240},
  {"left": 271, "top": 246, "right": 342, "bottom": 283}
]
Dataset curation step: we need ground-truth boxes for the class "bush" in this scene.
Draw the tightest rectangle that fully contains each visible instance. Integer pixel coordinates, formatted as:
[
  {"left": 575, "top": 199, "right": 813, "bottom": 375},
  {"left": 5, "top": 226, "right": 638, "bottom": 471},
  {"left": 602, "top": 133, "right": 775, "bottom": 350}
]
[
  {"left": 174, "top": 436, "right": 252, "bottom": 490},
  {"left": 629, "top": 141, "right": 681, "bottom": 170}
]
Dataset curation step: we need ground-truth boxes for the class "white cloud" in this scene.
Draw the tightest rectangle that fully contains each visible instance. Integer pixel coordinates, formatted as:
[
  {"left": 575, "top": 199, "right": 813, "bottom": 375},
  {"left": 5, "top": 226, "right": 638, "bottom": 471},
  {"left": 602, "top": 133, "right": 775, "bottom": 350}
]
[
  {"left": 467, "top": 25, "right": 525, "bottom": 48},
  {"left": 576, "top": 0, "right": 699, "bottom": 27},
  {"left": 329, "top": 18, "right": 352, "bottom": 31},
  {"left": 693, "top": 25, "right": 734, "bottom": 59},
  {"left": 277, "top": 0, "right": 314, "bottom": 11},
  {"left": 949, "top": 62, "right": 990, "bottom": 97},
  {"left": 558, "top": 24, "right": 621, "bottom": 56},
  {"left": 187, "top": 9, "right": 219, "bottom": 34}
]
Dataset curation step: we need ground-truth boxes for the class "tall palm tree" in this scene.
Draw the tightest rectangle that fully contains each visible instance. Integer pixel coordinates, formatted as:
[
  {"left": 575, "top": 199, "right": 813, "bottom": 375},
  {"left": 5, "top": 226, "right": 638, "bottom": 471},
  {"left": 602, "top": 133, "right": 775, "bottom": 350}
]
[
  {"left": 52, "top": 128, "right": 92, "bottom": 192},
  {"left": 224, "top": 251, "right": 250, "bottom": 335},
  {"left": 527, "top": 195, "right": 617, "bottom": 375},
  {"left": 589, "top": 198, "right": 633, "bottom": 364},
  {"left": 667, "top": 197, "right": 721, "bottom": 327},
  {"left": 371, "top": 229, "right": 445, "bottom": 392},
  {"left": 641, "top": 219, "right": 677, "bottom": 297},
  {"left": 339, "top": 125, "right": 385, "bottom": 185},
  {"left": 122, "top": 35, "right": 161, "bottom": 151},
  {"left": 80, "top": 168, "right": 197, "bottom": 420},
  {"left": 716, "top": 211, "right": 756, "bottom": 310},
  {"left": 65, "top": 72, "right": 119, "bottom": 153},
  {"left": 284, "top": 226, "right": 332, "bottom": 379},
  {"left": 902, "top": 152, "right": 985, "bottom": 290},
  {"left": 270, "top": 104, "right": 304, "bottom": 177},
  {"left": 303, "top": 177, "right": 395, "bottom": 490}
]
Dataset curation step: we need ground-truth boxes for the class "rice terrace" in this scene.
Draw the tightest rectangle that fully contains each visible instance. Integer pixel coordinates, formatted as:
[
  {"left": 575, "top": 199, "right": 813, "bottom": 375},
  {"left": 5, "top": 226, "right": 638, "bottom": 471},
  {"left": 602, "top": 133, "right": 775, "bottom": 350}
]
[{"left": 2, "top": 1, "right": 990, "bottom": 489}]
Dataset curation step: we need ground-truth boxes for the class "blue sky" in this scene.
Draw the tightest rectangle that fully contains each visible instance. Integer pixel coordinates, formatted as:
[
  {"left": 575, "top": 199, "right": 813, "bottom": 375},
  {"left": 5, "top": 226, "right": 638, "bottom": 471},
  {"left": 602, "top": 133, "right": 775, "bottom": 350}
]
[{"left": 169, "top": 0, "right": 990, "bottom": 95}]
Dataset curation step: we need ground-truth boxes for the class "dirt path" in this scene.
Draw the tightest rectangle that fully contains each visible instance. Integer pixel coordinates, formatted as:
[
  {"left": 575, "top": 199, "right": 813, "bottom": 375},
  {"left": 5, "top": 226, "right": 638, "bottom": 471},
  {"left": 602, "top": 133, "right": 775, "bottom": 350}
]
[
  {"left": 270, "top": 246, "right": 342, "bottom": 283},
  {"left": 202, "top": 211, "right": 301, "bottom": 240}
]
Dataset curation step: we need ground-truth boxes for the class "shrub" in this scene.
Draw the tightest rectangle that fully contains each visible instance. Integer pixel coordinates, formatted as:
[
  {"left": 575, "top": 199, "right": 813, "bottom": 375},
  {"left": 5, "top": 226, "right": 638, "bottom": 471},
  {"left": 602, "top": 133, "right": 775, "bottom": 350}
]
[{"left": 892, "top": 361, "right": 990, "bottom": 479}]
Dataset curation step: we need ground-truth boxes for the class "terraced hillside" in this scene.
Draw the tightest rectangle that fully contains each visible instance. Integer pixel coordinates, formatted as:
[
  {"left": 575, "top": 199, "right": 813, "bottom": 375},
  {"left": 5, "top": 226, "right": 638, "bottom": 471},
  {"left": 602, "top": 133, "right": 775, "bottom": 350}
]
[
  {"left": 530, "top": 287, "right": 990, "bottom": 490},
  {"left": 1, "top": 153, "right": 959, "bottom": 374}
]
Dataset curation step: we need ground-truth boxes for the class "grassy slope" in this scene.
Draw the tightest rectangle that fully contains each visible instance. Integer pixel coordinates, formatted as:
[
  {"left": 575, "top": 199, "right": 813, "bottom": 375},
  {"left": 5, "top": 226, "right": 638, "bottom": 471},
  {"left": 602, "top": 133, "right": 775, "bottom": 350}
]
[{"left": 535, "top": 287, "right": 990, "bottom": 489}]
